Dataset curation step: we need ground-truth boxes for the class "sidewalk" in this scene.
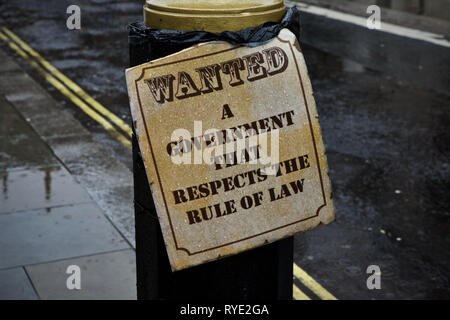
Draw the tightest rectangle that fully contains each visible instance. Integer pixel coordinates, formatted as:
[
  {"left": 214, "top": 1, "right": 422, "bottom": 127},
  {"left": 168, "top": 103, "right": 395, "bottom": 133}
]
[{"left": 0, "top": 49, "right": 136, "bottom": 299}]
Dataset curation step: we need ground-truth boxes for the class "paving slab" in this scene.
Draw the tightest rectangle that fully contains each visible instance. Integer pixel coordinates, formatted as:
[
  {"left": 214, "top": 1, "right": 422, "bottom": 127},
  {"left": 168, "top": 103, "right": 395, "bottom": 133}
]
[
  {"left": 0, "top": 52, "right": 135, "bottom": 246},
  {"left": 46, "top": 135, "right": 132, "bottom": 189},
  {"left": 0, "top": 267, "right": 38, "bottom": 300},
  {"left": 46, "top": 135, "right": 134, "bottom": 244},
  {"left": 0, "top": 96, "right": 58, "bottom": 172},
  {"left": 0, "top": 203, "right": 130, "bottom": 269},
  {"left": 88, "top": 184, "right": 134, "bottom": 245},
  {"left": 26, "top": 249, "right": 136, "bottom": 300},
  {"left": 0, "top": 166, "right": 92, "bottom": 214}
]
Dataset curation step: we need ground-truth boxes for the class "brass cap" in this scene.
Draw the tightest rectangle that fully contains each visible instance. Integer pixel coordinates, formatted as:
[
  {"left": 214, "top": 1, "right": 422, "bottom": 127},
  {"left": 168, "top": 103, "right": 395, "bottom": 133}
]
[{"left": 143, "top": 0, "right": 286, "bottom": 32}]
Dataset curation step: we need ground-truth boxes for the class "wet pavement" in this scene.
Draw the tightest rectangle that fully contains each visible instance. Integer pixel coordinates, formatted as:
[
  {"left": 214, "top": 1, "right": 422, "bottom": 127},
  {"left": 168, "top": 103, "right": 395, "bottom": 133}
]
[
  {"left": 0, "top": 53, "right": 136, "bottom": 299},
  {"left": 0, "top": 0, "right": 449, "bottom": 299},
  {"left": 0, "top": 0, "right": 139, "bottom": 166}
]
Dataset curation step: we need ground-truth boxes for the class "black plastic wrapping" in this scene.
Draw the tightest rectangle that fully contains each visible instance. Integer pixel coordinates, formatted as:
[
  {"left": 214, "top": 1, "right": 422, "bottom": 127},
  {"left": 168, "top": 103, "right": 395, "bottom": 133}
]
[{"left": 128, "top": 6, "right": 300, "bottom": 62}]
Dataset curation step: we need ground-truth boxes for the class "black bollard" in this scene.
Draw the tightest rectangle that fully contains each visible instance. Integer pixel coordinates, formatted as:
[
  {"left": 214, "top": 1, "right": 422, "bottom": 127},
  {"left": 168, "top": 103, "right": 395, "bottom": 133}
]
[{"left": 129, "top": 0, "right": 299, "bottom": 300}]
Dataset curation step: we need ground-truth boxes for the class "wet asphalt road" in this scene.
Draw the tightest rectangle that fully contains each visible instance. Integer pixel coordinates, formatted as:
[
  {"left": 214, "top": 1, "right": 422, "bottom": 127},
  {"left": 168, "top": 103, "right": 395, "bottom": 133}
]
[{"left": 0, "top": 0, "right": 449, "bottom": 299}]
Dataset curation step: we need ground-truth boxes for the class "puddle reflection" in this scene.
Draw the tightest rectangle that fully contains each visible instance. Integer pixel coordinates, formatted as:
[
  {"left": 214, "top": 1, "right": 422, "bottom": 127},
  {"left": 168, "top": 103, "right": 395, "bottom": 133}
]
[{"left": 0, "top": 166, "right": 89, "bottom": 214}]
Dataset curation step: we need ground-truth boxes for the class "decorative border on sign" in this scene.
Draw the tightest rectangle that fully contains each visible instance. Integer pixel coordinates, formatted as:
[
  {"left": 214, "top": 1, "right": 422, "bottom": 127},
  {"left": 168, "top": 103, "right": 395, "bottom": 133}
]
[{"left": 134, "top": 39, "right": 327, "bottom": 256}]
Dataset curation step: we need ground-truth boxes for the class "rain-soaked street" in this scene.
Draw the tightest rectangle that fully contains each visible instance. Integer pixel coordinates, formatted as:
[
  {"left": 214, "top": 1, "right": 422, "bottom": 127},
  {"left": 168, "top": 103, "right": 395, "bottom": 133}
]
[{"left": 0, "top": 0, "right": 449, "bottom": 300}]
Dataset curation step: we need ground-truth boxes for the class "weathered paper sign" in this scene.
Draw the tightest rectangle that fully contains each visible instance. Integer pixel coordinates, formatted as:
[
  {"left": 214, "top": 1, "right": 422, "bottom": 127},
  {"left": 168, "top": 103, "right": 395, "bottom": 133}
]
[{"left": 126, "top": 28, "right": 335, "bottom": 271}]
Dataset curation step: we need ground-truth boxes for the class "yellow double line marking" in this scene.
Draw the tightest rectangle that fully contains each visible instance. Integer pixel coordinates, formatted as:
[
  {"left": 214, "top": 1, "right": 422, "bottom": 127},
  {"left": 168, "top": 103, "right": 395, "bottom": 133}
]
[
  {"left": 0, "top": 26, "right": 337, "bottom": 301},
  {"left": 0, "top": 27, "right": 131, "bottom": 148},
  {"left": 293, "top": 263, "right": 337, "bottom": 300}
]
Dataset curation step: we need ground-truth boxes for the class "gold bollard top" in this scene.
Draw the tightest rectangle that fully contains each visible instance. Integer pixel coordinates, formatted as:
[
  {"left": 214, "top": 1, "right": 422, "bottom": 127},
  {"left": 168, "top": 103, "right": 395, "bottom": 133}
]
[{"left": 143, "top": 0, "right": 286, "bottom": 33}]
